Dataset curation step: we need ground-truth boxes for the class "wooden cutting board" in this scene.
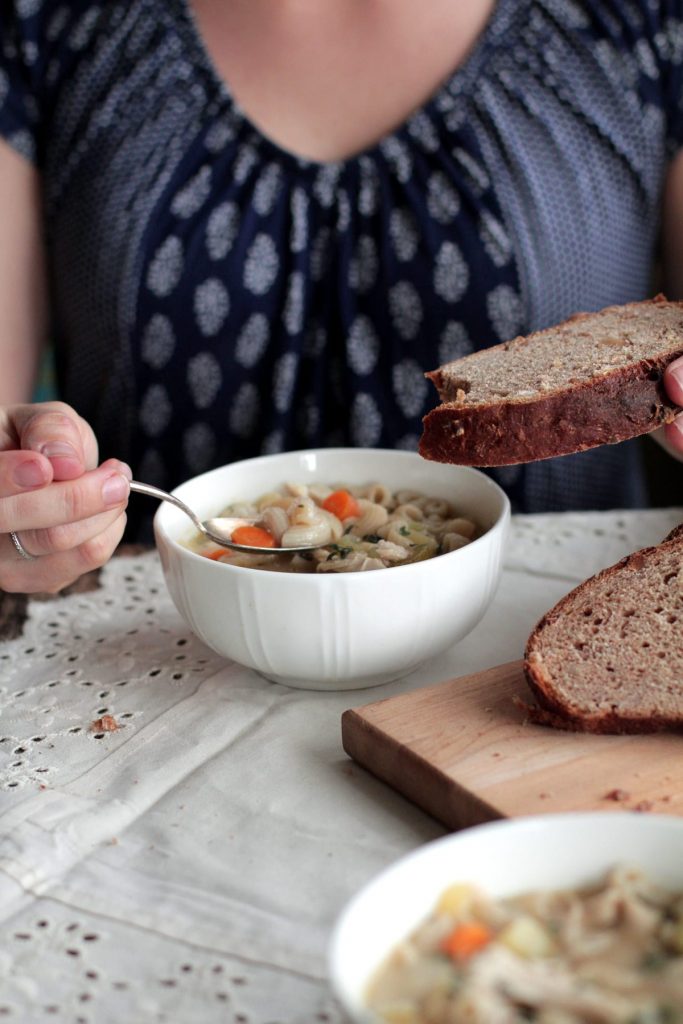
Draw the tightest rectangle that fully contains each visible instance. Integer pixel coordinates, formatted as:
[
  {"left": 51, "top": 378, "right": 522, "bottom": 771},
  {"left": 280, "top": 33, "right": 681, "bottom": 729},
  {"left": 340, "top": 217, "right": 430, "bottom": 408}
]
[{"left": 341, "top": 661, "right": 683, "bottom": 830}]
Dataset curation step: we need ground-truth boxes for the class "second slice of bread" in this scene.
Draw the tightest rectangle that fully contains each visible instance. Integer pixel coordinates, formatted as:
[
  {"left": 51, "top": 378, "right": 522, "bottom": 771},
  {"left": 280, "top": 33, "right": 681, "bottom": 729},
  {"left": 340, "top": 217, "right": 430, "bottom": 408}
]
[
  {"left": 419, "top": 295, "right": 683, "bottom": 466},
  {"left": 523, "top": 524, "right": 683, "bottom": 734}
]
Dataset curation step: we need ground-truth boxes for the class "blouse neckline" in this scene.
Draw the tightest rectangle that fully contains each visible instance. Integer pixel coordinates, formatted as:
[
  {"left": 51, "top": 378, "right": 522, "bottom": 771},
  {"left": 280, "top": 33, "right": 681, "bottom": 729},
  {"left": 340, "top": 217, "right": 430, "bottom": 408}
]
[{"left": 174, "top": 0, "right": 518, "bottom": 173}]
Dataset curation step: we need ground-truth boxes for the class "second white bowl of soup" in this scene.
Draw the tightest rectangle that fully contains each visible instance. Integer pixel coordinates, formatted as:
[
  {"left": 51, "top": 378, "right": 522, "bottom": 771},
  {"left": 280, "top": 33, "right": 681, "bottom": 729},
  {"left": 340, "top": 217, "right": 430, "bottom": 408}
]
[
  {"left": 330, "top": 812, "right": 683, "bottom": 1022},
  {"left": 153, "top": 448, "right": 510, "bottom": 689}
]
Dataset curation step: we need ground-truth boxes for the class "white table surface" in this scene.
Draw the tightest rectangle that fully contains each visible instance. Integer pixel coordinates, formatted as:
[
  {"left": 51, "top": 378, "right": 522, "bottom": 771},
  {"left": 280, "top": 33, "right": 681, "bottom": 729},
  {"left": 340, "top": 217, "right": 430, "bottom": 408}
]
[{"left": 0, "top": 506, "right": 680, "bottom": 1023}]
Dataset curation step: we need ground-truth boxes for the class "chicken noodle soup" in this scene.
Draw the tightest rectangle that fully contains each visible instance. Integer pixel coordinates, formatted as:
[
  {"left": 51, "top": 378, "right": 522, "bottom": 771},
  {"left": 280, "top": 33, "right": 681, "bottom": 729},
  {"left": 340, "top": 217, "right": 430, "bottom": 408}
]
[
  {"left": 366, "top": 866, "right": 683, "bottom": 1023},
  {"left": 185, "top": 481, "right": 479, "bottom": 572}
]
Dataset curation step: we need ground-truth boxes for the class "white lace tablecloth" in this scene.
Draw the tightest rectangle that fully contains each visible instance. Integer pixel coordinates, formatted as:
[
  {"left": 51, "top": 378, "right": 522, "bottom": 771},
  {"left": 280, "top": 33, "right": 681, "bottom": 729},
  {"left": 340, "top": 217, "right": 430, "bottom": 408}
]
[{"left": 0, "top": 507, "right": 680, "bottom": 1023}]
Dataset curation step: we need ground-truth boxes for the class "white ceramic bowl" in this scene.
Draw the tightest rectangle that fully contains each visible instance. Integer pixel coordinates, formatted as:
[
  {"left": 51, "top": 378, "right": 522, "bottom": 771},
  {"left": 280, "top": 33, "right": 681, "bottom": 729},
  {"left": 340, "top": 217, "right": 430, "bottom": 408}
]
[
  {"left": 153, "top": 448, "right": 510, "bottom": 690},
  {"left": 330, "top": 812, "right": 683, "bottom": 1022}
]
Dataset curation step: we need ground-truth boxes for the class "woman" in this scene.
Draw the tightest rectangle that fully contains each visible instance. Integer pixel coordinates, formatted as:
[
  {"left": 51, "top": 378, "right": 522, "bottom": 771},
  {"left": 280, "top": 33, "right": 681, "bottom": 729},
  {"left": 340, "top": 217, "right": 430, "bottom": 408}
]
[{"left": 1, "top": 0, "right": 682, "bottom": 593}]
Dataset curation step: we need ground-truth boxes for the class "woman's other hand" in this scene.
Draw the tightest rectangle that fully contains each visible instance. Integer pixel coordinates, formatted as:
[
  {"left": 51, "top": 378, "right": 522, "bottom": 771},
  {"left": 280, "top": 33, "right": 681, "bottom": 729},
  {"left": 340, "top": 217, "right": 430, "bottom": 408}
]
[
  {"left": 0, "top": 402, "right": 131, "bottom": 594},
  {"left": 663, "top": 358, "right": 683, "bottom": 457}
]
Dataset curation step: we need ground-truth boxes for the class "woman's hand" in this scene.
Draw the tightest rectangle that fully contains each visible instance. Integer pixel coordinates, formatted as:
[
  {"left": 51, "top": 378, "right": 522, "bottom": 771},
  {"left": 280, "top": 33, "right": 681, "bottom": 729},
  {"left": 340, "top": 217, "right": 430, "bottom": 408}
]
[
  {"left": 0, "top": 402, "right": 131, "bottom": 594},
  {"left": 663, "top": 357, "right": 683, "bottom": 458}
]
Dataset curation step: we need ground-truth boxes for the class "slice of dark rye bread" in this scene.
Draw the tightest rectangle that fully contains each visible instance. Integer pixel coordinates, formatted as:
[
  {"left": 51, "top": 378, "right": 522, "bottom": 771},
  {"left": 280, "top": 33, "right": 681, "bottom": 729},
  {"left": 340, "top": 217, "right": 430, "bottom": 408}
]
[
  {"left": 419, "top": 295, "right": 683, "bottom": 467},
  {"left": 522, "top": 524, "right": 683, "bottom": 734}
]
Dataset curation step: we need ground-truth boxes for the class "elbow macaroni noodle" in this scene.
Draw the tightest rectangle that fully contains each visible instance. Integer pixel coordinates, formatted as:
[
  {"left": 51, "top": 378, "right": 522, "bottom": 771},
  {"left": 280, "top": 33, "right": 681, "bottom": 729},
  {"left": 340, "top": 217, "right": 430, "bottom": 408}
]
[{"left": 186, "top": 481, "right": 479, "bottom": 572}]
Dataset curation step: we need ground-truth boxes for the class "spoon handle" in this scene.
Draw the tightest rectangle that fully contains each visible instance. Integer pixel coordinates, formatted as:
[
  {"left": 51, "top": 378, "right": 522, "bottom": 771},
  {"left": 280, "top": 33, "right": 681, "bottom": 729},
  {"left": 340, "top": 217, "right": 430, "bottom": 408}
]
[{"left": 129, "top": 480, "right": 204, "bottom": 534}]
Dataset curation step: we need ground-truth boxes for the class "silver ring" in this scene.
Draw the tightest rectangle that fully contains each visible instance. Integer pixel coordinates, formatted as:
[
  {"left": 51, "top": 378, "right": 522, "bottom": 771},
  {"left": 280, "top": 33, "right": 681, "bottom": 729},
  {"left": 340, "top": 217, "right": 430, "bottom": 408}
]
[{"left": 9, "top": 531, "right": 37, "bottom": 562}]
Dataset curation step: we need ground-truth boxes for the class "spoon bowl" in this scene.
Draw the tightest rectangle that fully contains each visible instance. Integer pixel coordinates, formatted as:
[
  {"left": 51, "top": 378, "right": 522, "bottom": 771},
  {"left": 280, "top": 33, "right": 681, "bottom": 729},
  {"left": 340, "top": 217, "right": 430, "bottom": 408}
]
[{"left": 130, "top": 480, "right": 323, "bottom": 553}]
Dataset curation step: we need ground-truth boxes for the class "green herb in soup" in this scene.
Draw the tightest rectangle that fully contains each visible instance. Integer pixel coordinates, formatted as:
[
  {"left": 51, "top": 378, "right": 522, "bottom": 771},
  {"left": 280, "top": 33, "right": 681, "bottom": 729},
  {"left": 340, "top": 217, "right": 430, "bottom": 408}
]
[
  {"left": 366, "top": 867, "right": 683, "bottom": 1023},
  {"left": 184, "top": 481, "right": 479, "bottom": 573}
]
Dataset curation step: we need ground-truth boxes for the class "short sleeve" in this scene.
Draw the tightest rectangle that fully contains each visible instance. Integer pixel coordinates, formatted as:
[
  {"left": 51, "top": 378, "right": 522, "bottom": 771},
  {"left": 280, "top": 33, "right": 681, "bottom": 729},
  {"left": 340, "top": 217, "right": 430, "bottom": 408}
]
[{"left": 0, "top": 2, "right": 45, "bottom": 164}]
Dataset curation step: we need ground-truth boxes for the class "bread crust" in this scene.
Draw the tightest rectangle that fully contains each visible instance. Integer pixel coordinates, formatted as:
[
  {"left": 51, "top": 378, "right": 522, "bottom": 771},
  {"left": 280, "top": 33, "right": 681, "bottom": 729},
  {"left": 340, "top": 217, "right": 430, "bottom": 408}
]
[
  {"left": 419, "top": 298, "right": 683, "bottom": 466},
  {"left": 523, "top": 525, "right": 683, "bottom": 734}
]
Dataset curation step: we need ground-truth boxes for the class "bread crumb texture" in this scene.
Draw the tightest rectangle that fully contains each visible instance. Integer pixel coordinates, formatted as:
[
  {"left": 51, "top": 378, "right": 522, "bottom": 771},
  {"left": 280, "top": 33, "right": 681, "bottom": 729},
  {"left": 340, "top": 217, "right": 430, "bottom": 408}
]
[
  {"left": 431, "top": 299, "right": 683, "bottom": 406},
  {"left": 524, "top": 524, "right": 683, "bottom": 733}
]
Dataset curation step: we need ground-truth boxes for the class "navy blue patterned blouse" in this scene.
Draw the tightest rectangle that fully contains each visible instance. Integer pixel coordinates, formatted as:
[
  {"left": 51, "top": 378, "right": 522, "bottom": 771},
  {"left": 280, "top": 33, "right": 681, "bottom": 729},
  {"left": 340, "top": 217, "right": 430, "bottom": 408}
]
[{"left": 1, "top": 0, "right": 682, "bottom": 537}]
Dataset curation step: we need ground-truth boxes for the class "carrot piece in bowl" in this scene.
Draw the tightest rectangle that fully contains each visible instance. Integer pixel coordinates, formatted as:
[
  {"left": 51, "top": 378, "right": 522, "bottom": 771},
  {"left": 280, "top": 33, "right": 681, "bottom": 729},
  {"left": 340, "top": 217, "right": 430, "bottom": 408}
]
[
  {"left": 440, "top": 921, "right": 492, "bottom": 961},
  {"left": 231, "top": 525, "right": 276, "bottom": 548},
  {"left": 322, "top": 489, "right": 360, "bottom": 520}
]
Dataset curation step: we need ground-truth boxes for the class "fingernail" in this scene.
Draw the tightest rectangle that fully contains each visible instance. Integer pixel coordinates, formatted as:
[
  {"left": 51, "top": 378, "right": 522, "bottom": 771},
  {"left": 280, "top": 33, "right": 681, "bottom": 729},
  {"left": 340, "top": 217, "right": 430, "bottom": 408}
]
[
  {"left": 13, "top": 460, "right": 48, "bottom": 489},
  {"left": 102, "top": 472, "right": 130, "bottom": 506},
  {"left": 118, "top": 462, "right": 133, "bottom": 481},
  {"left": 39, "top": 441, "right": 79, "bottom": 461}
]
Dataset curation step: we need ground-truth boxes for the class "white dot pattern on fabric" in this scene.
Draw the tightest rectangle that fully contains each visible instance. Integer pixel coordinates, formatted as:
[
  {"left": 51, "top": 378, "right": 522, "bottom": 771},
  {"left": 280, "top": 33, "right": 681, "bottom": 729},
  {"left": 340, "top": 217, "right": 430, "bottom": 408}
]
[
  {"left": 389, "top": 281, "right": 423, "bottom": 341},
  {"left": 229, "top": 381, "right": 261, "bottom": 438},
  {"left": 205, "top": 200, "right": 240, "bottom": 260},
  {"left": 426, "top": 171, "right": 461, "bottom": 223},
  {"left": 433, "top": 240, "right": 470, "bottom": 303},
  {"left": 312, "top": 163, "right": 341, "bottom": 208},
  {"left": 235, "top": 313, "right": 270, "bottom": 368},
  {"left": 346, "top": 316, "right": 379, "bottom": 376},
  {"left": 303, "top": 325, "right": 326, "bottom": 358},
  {"left": 455, "top": 148, "right": 490, "bottom": 194},
  {"left": 146, "top": 236, "right": 183, "bottom": 297},
  {"left": 69, "top": 6, "right": 100, "bottom": 50},
  {"left": 243, "top": 233, "right": 279, "bottom": 295},
  {"left": 171, "top": 164, "right": 212, "bottom": 219},
  {"left": 273, "top": 352, "right": 298, "bottom": 413},
  {"left": 309, "top": 226, "right": 331, "bottom": 283},
  {"left": 358, "top": 157, "right": 380, "bottom": 216},
  {"left": 16, "top": 0, "right": 44, "bottom": 17},
  {"left": 8, "top": 128, "right": 34, "bottom": 161},
  {"left": 350, "top": 392, "right": 382, "bottom": 447},
  {"left": 336, "top": 188, "right": 351, "bottom": 232},
  {"left": 139, "top": 384, "right": 172, "bottom": 437},
  {"left": 253, "top": 162, "right": 282, "bottom": 216},
  {"left": 137, "top": 446, "right": 166, "bottom": 486},
  {"left": 393, "top": 359, "right": 429, "bottom": 418},
  {"left": 380, "top": 136, "right": 412, "bottom": 183},
  {"left": 187, "top": 352, "right": 222, "bottom": 409},
  {"left": 204, "top": 114, "right": 237, "bottom": 152},
  {"left": 389, "top": 208, "right": 420, "bottom": 262},
  {"left": 487, "top": 284, "right": 524, "bottom": 341},
  {"left": 297, "top": 395, "right": 320, "bottom": 439},
  {"left": 194, "top": 278, "right": 229, "bottom": 336},
  {"left": 439, "top": 321, "right": 473, "bottom": 364},
  {"left": 480, "top": 209, "right": 513, "bottom": 268},
  {"left": 407, "top": 110, "right": 440, "bottom": 152},
  {"left": 182, "top": 421, "right": 216, "bottom": 472},
  {"left": 233, "top": 141, "right": 258, "bottom": 184},
  {"left": 396, "top": 432, "right": 420, "bottom": 451},
  {"left": 289, "top": 187, "right": 308, "bottom": 253},
  {"left": 283, "top": 271, "right": 305, "bottom": 335},
  {"left": 46, "top": 5, "right": 70, "bottom": 41},
  {"left": 22, "top": 39, "right": 38, "bottom": 65},
  {"left": 635, "top": 38, "right": 659, "bottom": 79},
  {"left": 348, "top": 235, "right": 378, "bottom": 294},
  {"left": 141, "top": 314, "right": 176, "bottom": 369},
  {"left": 261, "top": 428, "right": 285, "bottom": 454}
]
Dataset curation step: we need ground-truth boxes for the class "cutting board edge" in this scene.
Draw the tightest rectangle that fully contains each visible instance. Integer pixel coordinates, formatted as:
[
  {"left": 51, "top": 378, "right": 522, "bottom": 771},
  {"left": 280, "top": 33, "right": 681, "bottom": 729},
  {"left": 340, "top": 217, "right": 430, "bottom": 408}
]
[{"left": 341, "top": 709, "right": 507, "bottom": 831}]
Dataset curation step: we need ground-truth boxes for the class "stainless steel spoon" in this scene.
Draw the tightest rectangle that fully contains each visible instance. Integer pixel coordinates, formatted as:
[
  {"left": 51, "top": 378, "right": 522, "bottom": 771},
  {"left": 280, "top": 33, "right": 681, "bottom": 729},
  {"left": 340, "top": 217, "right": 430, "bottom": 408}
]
[{"left": 130, "top": 480, "right": 323, "bottom": 554}]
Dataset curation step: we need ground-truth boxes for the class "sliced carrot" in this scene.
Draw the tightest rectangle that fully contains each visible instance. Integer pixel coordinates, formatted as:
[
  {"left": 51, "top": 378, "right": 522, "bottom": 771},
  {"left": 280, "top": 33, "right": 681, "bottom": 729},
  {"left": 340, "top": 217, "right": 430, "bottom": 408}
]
[
  {"left": 205, "top": 548, "right": 231, "bottom": 560},
  {"left": 231, "top": 525, "right": 276, "bottom": 548},
  {"left": 440, "top": 921, "right": 492, "bottom": 961},
  {"left": 322, "top": 489, "right": 360, "bottom": 521}
]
